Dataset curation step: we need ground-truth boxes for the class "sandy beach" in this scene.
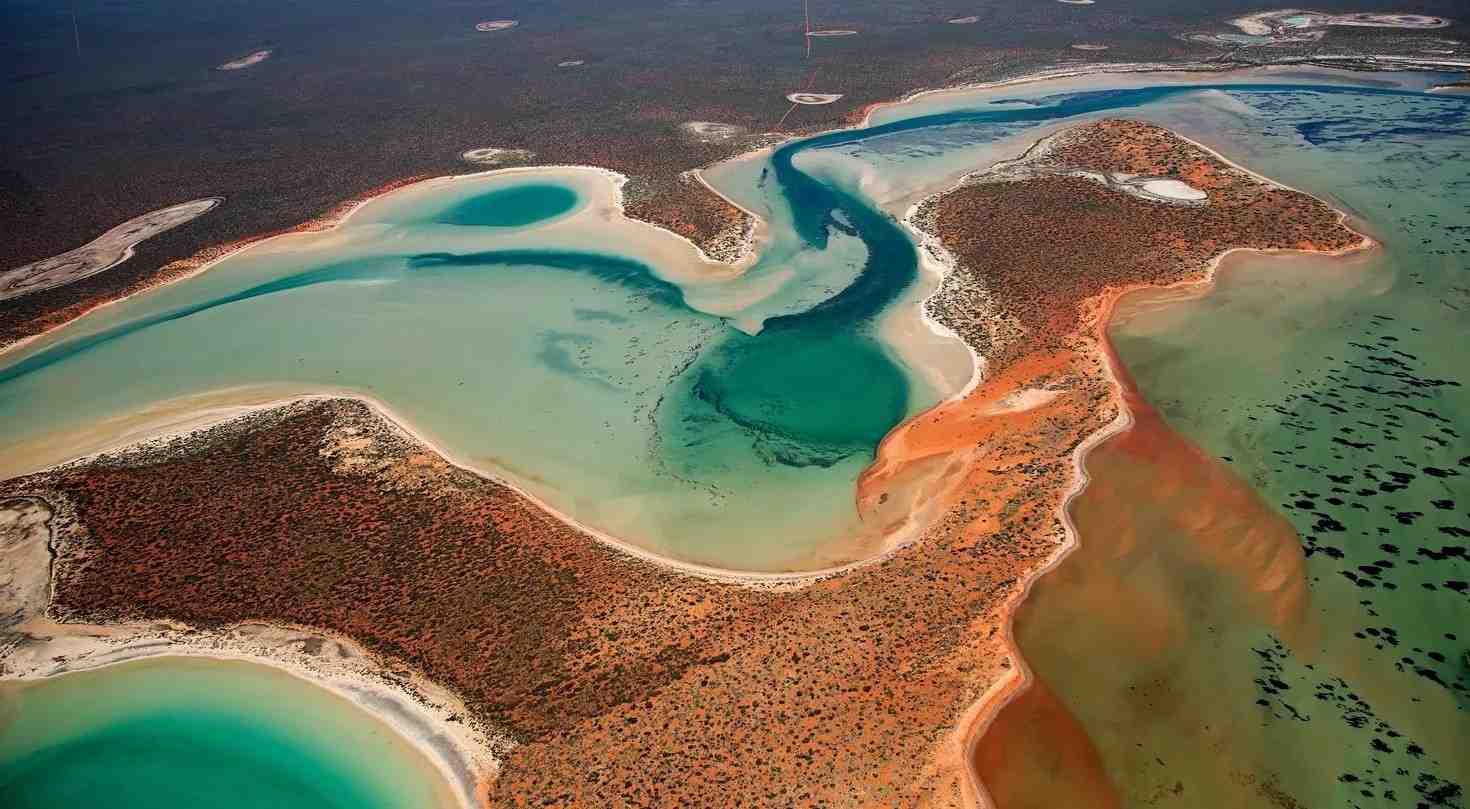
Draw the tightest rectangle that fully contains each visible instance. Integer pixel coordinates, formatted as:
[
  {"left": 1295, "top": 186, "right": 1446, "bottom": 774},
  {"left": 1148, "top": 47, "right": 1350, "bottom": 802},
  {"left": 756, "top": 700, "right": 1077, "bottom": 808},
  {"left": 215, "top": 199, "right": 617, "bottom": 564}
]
[
  {"left": 0, "top": 198, "right": 220, "bottom": 303},
  {"left": 0, "top": 65, "right": 1410, "bottom": 808},
  {"left": 0, "top": 495, "right": 499, "bottom": 809}
]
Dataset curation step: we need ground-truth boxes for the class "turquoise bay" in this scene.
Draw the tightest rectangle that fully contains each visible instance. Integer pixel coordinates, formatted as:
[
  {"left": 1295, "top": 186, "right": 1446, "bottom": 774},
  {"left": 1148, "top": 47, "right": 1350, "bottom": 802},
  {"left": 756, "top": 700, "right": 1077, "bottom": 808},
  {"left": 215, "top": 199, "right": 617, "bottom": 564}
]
[
  {"left": 0, "top": 657, "right": 460, "bottom": 809},
  {"left": 1, "top": 73, "right": 1463, "bottom": 576},
  {"left": 0, "top": 69, "right": 1466, "bottom": 809}
]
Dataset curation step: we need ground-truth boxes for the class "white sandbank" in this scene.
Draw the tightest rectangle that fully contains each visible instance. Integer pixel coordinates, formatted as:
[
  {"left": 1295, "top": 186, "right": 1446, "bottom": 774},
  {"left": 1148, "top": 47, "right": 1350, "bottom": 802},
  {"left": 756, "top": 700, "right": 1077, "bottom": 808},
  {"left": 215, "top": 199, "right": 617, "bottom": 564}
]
[
  {"left": 217, "top": 50, "right": 272, "bottom": 70},
  {"left": 460, "top": 146, "right": 535, "bottom": 165},
  {"left": 1, "top": 198, "right": 220, "bottom": 301},
  {"left": 681, "top": 121, "right": 749, "bottom": 143},
  {"left": 787, "top": 92, "right": 844, "bottom": 105},
  {"left": 984, "top": 388, "right": 1063, "bottom": 415},
  {"left": 1230, "top": 10, "right": 1451, "bottom": 36},
  {"left": 1140, "top": 177, "right": 1208, "bottom": 201}
]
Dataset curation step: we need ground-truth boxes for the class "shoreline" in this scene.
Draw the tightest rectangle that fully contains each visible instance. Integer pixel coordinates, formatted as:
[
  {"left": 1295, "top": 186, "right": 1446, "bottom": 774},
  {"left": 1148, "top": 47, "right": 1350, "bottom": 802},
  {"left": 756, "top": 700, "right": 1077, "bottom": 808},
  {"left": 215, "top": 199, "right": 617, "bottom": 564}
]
[
  {"left": 0, "top": 491, "right": 499, "bottom": 809},
  {"left": 955, "top": 244, "right": 1374, "bottom": 809},
  {"left": 0, "top": 62, "right": 1419, "bottom": 807},
  {"left": 938, "top": 157, "right": 1376, "bottom": 808},
  {"left": 0, "top": 175, "right": 425, "bottom": 358},
  {"left": 1, "top": 62, "right": 1414, "bottom": 363},
  {"left": 2, "top": 618, "right": 497, "bottom": 809},
  {"left": 0, "top": 383, "right": 921, "bottom": 588},
  {"left": 12, "top": 79, "right": 1324, "bottom": 584},
  {"left": 0, "top": 164, "right": 745, "bottom": 361}
]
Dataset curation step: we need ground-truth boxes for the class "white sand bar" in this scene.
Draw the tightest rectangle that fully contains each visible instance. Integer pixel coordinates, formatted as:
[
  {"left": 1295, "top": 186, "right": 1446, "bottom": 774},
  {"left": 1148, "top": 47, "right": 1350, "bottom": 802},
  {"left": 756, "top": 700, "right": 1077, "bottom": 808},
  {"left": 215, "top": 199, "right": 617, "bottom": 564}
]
[
  {"left": 1140, "top": 178, "right": 1208, "bottom": 201},
  {"left": 1231, "top": 10, "right": 1450, "bottom": 35},
  {"left": 1, "top": 198, "right": 220, "bottom": 302},
  {"left": 682, "top": 121, "right": 748, "bottom": 143},
  {"left": 460, "top": 147, "right": 535, "bottom": 165},
  {"left": 787, "top": 92, "right": 844, "bottom": 105},
  {"left": 217, "top": 50, "right": 272, "bottom": 70}
]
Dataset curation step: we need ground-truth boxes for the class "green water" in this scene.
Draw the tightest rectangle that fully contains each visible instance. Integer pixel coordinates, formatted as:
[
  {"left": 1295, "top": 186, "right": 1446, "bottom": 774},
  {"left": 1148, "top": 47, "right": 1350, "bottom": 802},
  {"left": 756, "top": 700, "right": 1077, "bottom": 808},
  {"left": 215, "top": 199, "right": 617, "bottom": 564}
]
[
  {"left": 0, "top": 657, "right": 459, "bottom": 809},
  {"left": 1050, "top": 84, "right": 1470, "bottom": 805},
  {"left": 430, "top": 183, "right": 579, "bottom": 227},
  {"left": 0, "top": 76, "right": 1463, "bottom": 577},
  {"left": 0, "top": 163, "right": 926, "bottom": 570},
  {"left": 0, "top": 68, "right": 1464, "bottom": 807}
]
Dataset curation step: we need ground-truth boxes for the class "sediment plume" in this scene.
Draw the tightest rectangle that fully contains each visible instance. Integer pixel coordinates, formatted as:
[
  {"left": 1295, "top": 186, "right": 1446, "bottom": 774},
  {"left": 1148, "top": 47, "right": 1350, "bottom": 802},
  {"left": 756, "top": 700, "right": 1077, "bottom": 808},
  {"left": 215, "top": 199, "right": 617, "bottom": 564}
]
[
  {"left": 971, "top": 351, "right": 1317, "bottom": 808},
  {"left": 895, "top": 117, "right": 1364, "bottom": 807}
]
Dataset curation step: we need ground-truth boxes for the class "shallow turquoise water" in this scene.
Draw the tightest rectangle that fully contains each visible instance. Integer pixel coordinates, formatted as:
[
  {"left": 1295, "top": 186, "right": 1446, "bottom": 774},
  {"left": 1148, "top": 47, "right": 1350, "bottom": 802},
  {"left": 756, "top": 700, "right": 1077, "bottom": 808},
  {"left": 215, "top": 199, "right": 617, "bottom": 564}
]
[
  {"left": 0, "top": 70, "right": 1465, "bottom": 809},
  {"left": 0, "top": 78, "right": 1463, "bottom": 574},
  {"left": 0, "top": 657, "right": 458, "bottom": 809}
]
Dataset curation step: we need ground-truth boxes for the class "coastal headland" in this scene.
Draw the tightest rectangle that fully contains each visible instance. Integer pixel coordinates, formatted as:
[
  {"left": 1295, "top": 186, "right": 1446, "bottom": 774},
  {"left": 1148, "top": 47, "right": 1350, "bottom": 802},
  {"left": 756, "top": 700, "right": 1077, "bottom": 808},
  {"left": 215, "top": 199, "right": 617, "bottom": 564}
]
[{"left": 0, "top": 105, "right": 1368, "bottom": 806}]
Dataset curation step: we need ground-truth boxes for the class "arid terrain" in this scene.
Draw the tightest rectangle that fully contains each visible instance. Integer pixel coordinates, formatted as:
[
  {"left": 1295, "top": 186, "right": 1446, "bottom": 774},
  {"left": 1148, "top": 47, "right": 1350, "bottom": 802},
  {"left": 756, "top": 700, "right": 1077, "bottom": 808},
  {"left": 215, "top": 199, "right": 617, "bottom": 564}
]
[
  {"left": 0, "top": 118, "right": 1368, "bottom": 806},
  {"left": 5, "top": 0, "right": 1463, "bottom": 351}
]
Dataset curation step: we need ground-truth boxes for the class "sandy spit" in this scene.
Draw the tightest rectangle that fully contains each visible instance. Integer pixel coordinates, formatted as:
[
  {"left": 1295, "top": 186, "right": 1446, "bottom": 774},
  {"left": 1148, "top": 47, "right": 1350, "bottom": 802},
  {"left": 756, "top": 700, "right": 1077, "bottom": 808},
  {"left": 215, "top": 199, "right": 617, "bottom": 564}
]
[{"left": 925, "top": 124, "right": 1378, "bottom": 809}]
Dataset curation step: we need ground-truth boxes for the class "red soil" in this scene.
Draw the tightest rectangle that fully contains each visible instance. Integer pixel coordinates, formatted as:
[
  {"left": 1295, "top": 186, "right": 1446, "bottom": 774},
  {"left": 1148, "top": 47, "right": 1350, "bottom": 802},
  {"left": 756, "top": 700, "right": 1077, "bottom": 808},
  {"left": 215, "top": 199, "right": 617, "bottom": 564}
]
[{"left": 0, "top": 120, "right": 1364, "bottom": 807}]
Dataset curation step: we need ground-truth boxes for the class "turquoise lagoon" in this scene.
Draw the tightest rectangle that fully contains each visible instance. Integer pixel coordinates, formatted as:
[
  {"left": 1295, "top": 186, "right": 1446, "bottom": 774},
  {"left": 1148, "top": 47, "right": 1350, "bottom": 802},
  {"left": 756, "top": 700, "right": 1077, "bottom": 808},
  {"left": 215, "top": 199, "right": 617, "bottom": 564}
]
[
  {"left": 0, "top": 657, "right": 460, "bottom": 809},
  {"left": 1, "top": 69, "right": 1467, "bottom": 807},
  {"left": 0, "top": 72, "right": 1465, "bottom": 579}
]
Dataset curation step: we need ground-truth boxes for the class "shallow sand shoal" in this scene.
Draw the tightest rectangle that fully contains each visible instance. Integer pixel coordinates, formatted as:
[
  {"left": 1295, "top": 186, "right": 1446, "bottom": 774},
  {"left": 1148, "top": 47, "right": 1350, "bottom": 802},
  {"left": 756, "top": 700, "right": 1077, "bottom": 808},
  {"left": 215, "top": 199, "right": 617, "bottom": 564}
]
[
  {"left": 0, "top": 198, "right": 220, "bottom": 303},
  {"left": 217, "top": 50, "right": 272, "bottom": 70},
  {"left": 888, "top": 117, "right": 1369, "bottom": 808}
]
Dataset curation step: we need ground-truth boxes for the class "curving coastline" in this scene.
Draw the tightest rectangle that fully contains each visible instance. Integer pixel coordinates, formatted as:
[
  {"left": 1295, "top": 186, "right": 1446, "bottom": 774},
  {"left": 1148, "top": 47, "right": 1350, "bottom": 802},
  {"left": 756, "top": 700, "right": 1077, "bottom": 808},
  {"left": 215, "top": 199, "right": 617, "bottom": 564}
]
[
  {"left": 895, "top": 121, "right": 1374, "bottom": 807},
  {"left": 0, "top": 175, "right": 429, "bottom": 355},
  {"left": 0, "top": 494, "right": 499, "bottom": 809},
  {"left": 0, "top": 68, "right": 1420, "bottom": 808}
]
